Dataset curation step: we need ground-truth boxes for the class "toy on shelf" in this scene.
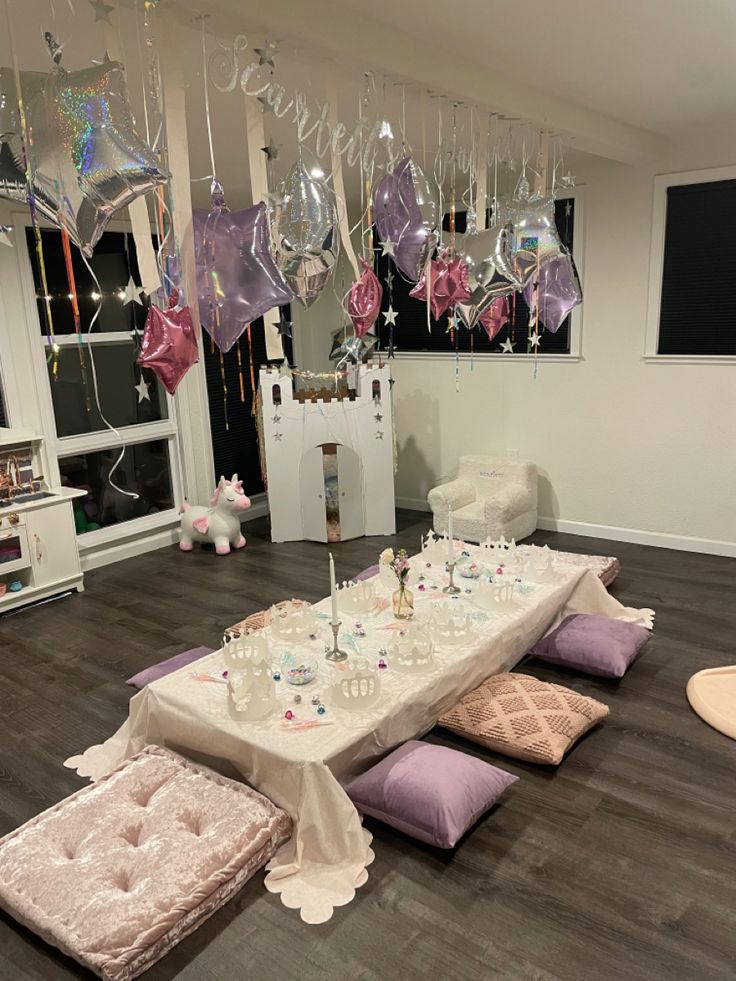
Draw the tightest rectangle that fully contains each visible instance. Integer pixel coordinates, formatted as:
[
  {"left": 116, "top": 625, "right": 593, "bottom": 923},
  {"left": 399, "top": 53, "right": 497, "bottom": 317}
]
[{"left": 179, "top": 474, "right": 251, "bottom": 555}]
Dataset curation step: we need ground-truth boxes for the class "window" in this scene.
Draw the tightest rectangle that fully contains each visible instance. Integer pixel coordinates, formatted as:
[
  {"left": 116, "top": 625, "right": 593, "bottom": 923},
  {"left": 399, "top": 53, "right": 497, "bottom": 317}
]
[
  {"left": 376, "top": 195, "right": 578, "bottom": 356},
  {"left": 0, "top": 379, "right": 6, "bottom": 428},
  {"left": 651, "top": 175, "right": 736, "bottom": 356},
  {"left": 646, "top": 167, "right": 736, "bottom": 359},
  {"left": 24, "top": 227, "right": 182, "bottom": 536}
]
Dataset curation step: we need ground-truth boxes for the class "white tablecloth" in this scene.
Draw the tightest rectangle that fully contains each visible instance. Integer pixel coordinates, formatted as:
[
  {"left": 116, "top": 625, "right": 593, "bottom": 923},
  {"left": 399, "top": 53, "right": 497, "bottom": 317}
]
[{"left": 65, "top": 546, "right": 653, "bottom": 924}]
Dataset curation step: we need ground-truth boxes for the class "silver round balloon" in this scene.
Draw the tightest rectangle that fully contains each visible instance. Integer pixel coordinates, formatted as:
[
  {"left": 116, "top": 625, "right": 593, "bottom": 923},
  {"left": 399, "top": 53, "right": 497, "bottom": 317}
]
[
  {"left": 1, "top": 59, "right": 167, "bottom": 257},
  {"left": 455, "top": 223, "right": 522, "bottom": 329},
  {"left": 273, "top": 162, "right": 339, "bottom": 308}
]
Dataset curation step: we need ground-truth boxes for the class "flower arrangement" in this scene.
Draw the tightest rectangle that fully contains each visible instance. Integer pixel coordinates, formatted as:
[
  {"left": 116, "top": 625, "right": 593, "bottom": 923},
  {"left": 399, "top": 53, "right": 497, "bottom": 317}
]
[{"left": 380, "top": 548, "right": 413, "bottom": 618}]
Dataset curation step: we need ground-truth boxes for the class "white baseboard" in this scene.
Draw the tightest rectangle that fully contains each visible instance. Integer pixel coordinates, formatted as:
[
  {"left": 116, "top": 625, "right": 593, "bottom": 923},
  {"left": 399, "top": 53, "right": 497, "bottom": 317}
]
[
  {"left": 394, "top": 497, "right": 736, "bottom": 557},
  {"left": 396, "top": 495, "right": 432, "bottom": 512},
  {"left": 536, "top": 516, "right": 736, "bottom": 558}
]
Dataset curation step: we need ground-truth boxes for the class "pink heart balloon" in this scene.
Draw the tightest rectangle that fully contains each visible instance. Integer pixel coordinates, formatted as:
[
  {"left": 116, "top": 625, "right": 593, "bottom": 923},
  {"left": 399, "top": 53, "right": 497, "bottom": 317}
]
[
  {"left": 478, "top": 296, "right": 510, "bottom": 342},
  {"left": 347, "top": 259, "right": 383, "bottom": 338}
]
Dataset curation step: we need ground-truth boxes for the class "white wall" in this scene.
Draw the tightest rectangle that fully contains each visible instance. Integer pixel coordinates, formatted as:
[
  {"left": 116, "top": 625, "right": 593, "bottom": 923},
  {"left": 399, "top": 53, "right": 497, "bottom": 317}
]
[{"left": 386, "top": 125, "right": 736, "bottom": 555}]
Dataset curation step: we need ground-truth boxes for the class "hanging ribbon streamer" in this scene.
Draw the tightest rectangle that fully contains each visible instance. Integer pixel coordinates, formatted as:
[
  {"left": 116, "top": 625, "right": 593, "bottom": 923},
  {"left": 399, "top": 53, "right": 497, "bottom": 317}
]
[
  {"left": 324, "top": 61, "right": 359, "bottom": 281},
  {"left": 60, "top": 227, "right": 91, "bottom": 413},
  {"left": 246, "top": 324, "right": 257, "bottom": 416}
]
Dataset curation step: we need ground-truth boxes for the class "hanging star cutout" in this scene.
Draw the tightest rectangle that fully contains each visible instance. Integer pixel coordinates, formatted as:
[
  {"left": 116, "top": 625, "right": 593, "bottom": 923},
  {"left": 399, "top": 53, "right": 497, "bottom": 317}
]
[
  {"left": 276, "top": 311, "right": 293, "bottom": 339},
  {"left": 561, "top": 171, "right": 576, "bottom": 188},
  {"left": 383, "top": 305, "right": 398, "bottom": 327},
  {"left": 500, "top": 338, "right": 515, "bottom": 353},
  {"left": 134, "top": 375, "right": 150, "bottom": 403},
  {"left": 261, "top": 138, "right": 280, "bottom": 161},
  {"left": 374, "top": 412, "right": 383, "bottom": 422},
  {"left": 565, "top": 200, "right": 573, "bottom": 217},
  {"left": 0, "top": 225, "right": 13, "bottom": 248},
  {"left": 375, "top": 431, "right": 384, "bottom": 440},
  {"left": 122, "top": 276, "right": 144, "bottom": 305},
  {"left": 257, "top": 96, "right": 274, "bottom": 116},
  {"left": 274, "top": 432, "right": 283, "bottom": 441},
  {"left": 381, "top": 238, "right": 396, "bottom": 257},
  {"left": 385, "top": 268, "right": 395, "bottom": 290},
  {"left": 529, "top": 333, "right": 541, "bottom": 349},
  {"left": 254, "top": 41, "right": 278, "bottom": 68},
  {"left": 272, "top": 413, "right": 281, "bottom": 424},
  {"left": 88, "top": 0, "right": 114, "bottom": 23}
]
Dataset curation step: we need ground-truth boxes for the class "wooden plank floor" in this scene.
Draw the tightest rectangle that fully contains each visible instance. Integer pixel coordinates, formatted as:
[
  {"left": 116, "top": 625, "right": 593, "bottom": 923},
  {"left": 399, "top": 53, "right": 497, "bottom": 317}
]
[{"left": 1, "top": 511, "right": 735, "bottom": 981}]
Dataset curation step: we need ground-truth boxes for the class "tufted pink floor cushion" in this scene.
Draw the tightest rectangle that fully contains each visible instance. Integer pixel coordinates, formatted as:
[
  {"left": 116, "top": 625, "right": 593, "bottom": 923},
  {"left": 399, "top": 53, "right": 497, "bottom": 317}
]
[{"left": 0, "top": 746, "right": 291, "bottom": 980}]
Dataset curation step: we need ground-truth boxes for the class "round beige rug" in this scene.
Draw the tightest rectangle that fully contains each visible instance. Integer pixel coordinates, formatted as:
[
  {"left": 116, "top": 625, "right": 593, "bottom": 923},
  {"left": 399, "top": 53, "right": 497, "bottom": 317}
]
[{"left": 686, "top": 666, "right": 736, "bottom": 740}]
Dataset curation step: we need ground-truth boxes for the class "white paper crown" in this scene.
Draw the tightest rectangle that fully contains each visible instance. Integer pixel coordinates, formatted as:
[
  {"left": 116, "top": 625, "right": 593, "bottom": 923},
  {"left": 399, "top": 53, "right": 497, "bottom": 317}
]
[
  {"left": 225, "top": 635, "right": 276, "bottom": 721},
  {"left": 338, "top": 579, "right": 377, "bottom": 614},
  {"left": 329, "top": 657, "right": 381, "bottom": 710},
  {"left": 520, "top": 545, "right": 557, "bottom": 583},
  {"left": 426, "top": 605, "right": 474, "bottom": 646},
  {"left": 269, "top": 600, "right": 315, "bottom": 642},
  {"left": 388, "top": 628, "right": 435, "bottom": 674},
  {"left": 473, "top": 578, "right": 516, "bottom": 612}
]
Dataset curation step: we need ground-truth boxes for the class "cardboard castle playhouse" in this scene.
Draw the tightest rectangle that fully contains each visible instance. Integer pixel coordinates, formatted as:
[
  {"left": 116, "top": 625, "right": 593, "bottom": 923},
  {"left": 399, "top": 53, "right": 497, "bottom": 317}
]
[{"left": 259, "top": 364, "right": 396, "bottom": 543}]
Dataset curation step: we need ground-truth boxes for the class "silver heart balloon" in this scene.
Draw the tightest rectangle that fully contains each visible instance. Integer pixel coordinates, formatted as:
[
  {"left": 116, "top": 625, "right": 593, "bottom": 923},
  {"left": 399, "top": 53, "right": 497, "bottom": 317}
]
[
  {"left": 455, "top": 223, "right": 523, "bottom": 329},
  {"left": 0, "top": 59, "right": 168, "bottom": 257},
  {"left": 273, "top": 162, "right": 339, "bottom": 308}
]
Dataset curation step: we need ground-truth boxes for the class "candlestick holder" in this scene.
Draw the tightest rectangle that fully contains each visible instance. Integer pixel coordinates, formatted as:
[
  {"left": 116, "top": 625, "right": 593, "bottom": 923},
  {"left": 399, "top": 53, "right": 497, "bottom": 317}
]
[
  {"left": 325, "top": 620, "right": 349, "bottom": 662},
  {"left": 443, "top": 560, "right": 461, "bottom": 594}
]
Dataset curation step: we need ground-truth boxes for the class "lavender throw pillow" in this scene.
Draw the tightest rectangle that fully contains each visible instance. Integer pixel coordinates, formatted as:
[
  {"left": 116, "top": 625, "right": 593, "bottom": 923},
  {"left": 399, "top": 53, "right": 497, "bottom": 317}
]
[
  {"left": 530, "top": 614, "right": 651, "bottom": 679},
  {"left": 345, "top": 740, "right": 518, "bottom": 848},
  {"left": 126, "top": 646, "right": 214, "bottom": 689}
]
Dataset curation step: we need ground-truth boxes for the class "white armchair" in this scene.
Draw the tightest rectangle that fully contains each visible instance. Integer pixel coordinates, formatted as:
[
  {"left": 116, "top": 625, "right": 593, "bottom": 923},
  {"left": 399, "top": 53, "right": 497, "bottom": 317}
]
[{"left": 428, "top": 455, "right": 538, "bottom": 544}]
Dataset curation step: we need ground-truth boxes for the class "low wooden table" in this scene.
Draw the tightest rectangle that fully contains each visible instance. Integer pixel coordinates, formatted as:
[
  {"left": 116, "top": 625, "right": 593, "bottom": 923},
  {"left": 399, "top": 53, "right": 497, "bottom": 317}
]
[{"left": 66, "top": 545, "right": 652, "bottom": 924}]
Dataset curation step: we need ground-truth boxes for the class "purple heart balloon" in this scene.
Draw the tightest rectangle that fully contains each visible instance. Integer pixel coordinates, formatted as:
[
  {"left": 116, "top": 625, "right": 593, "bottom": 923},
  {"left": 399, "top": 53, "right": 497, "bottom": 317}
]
[
  {"left": 193, "top": 184, "right": 292, "bottom": 352},
  {"left": 373, "top": 157, "right": 437, "bottom": 282},
  {"left": 524, "top": 251, "right": 583, "bottom": 333}
]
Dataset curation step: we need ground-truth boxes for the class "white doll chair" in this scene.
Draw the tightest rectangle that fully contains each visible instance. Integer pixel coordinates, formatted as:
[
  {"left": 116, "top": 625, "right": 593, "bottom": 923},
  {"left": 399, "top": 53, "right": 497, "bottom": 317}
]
[{"left": 428, "top": 455, "right": 538, "bottom": 544}]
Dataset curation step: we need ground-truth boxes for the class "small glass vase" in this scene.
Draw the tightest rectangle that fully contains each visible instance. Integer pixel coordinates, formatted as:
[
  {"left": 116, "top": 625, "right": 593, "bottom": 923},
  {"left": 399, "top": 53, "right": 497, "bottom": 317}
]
[{"left": 392, "top": 584, "right": 414, "bottom": 619}]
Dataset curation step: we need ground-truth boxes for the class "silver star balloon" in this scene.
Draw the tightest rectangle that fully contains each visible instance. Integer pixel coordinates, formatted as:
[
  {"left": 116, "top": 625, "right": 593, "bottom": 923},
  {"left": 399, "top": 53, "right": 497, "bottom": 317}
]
[
  {"left": 273, "top": 161, "right": 339, "bottom": 308},
  {"left": 0, "top": 49, "right": 167, "bottom": 257},
  {"left": 455, "top": 223, "right": 524, "bottom": 330},
  {"left": 507, "top": 184, "right": 564, "bottom": 271},
  {"left": 329, "top": 328, "right": 377, "bottom": 364}
]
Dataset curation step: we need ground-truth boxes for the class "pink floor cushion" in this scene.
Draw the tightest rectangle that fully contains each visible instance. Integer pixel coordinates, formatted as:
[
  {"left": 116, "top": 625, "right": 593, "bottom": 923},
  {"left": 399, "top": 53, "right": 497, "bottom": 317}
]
[
  {"left": 126, "top": 646, "right": 214, "bottom": 688},
  {"left": 0, "top": 746, "right": 292, "bottom": 981}
]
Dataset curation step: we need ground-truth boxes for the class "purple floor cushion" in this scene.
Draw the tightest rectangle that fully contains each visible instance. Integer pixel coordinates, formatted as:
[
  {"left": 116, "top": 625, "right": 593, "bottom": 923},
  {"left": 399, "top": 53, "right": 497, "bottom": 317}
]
[
  {"left": 345, "top": 740, "right": 518, "bottom": 848},
  {"left": 0, "top": 746, "right": 291, "bottom": 981},
  {"left": 529, "top": 613, "right": 651, "bottom": 679},
  {"left": 126, "top": 645, "right": 214, "bottom": 688}
]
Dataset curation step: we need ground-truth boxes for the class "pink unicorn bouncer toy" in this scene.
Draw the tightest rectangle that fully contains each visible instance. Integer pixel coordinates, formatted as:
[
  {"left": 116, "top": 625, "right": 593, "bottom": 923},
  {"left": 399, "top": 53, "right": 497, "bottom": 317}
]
[{"left": 179, "top": 474, "right": 251, "bottom": 555}]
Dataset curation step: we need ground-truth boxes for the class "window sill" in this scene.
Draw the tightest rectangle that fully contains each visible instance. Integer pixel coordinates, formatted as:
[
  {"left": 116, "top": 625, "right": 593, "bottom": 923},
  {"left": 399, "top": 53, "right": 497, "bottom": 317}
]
[
  {"left": 641, "top": 355, "right": 736, "bottom": 365},
  {"left": 389, "top": 351, "right": 582, "bottom": 363},
  {"left": 77, "top": 509, "right": 180, "bottom": 550}
]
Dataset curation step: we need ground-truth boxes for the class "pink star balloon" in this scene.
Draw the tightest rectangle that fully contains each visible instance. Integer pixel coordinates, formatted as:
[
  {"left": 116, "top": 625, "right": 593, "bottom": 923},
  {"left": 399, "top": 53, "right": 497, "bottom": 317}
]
[
  {"left": 409, "top": 252, "right": 471, "bottom": 320},
  {"left": 479, "top": 296, "right": 510, "bottom": 342},
  {"left": 137, "top": 289, "right": 199, "bottom": 396},
  {"left": 347, "top": 258, "right": 383, "bottom": 337}
]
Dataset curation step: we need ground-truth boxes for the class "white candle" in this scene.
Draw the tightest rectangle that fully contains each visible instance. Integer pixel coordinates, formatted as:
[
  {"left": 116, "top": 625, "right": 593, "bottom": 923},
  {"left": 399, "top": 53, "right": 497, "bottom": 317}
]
[
  {"left": 329, "top": 553, "right": 339, "bottom": 625},
  {"left": 447, "top": 510, "right": 453, "bottom": 562}
]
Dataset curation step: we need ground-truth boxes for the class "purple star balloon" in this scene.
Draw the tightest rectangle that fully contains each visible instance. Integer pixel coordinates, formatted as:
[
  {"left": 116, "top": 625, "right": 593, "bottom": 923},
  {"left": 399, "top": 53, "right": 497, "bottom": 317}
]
[
  {"left": 137, "top": 290, "right": 199, "bottom": 395},
  {"left": 193, "top": 183, "right": 292, "bottom": 352},
  {"left": 373, "top": 157, "right": 437, "bottom": 282},
  {"left": 524, "top": 251, "right": 583, "bottom": 333}
]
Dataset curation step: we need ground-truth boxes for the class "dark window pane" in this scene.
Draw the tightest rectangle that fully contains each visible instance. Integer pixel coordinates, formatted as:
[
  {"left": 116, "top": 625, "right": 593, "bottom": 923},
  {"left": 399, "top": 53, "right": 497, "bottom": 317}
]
[
  {"left": 0, "top": 381, "right": 6, "bottom": 427},
  {"left": 658, "top": 179, "right": 736, "bottom": 355},
  {"left": 26, "top": 228, "right": 153, "bottom": 335},
  {"left": 48, "top": 342, "right": 167, "bottom": 438},
  {"left": 376, "top": 198, "right": 575, "bottom": 355},
  {"left": 59, "top": 441, "right": 173, "bottom": 532}
]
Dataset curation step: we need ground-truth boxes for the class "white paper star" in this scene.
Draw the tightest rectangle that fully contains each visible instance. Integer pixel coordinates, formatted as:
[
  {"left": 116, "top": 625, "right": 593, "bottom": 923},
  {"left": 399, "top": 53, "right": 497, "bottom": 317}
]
[
  {"left": 254, "top": 41, "right": 278, "bottom": 68},
  {"left": 383, "top": 305, "right": 398, "bottom": 327},
  {"left": 375, "top": 430, "right": 384, "bottom": 440},
  {"left": 374, "top": 412, "right": 383, "bottom": 422},
  {"left": 529, "top": 333, "right": 541, "bottom": 349},
  {"left": 381, "top": 238, "right": 396, "bottom": 257},
  {"left": 122, "top": 276, "right": 144, "bottom": 305},
  {"left": 274, "top": 432, "right": 283, "bottom": 441},
  {"left": 261, "top": 138, "right": 280, "bottom": 161},
  {"left": 500, "top": 338, "right": 515, "bottom": 353},
  {"left": 88, "top": 0, "right": 114, "bottom": 23},
  {"left": 134, "top": 375, "right": 150, "bottom": 402}
]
